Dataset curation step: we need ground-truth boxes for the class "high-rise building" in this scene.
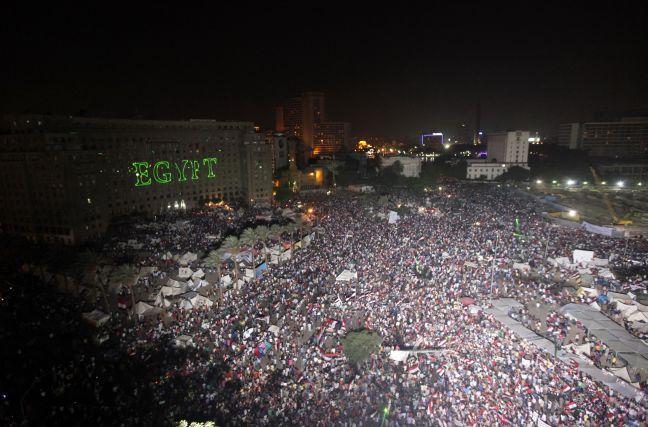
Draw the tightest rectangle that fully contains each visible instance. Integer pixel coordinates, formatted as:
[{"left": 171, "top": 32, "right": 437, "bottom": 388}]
[
  {"left": 487, "top": 130, "right": 530, "bottom": 163},
  {"left": 466, "top": 130, "right": 530, "bottom": 180},
  {"left": 279, "top": 92, "right": 326, "bottom": 158},
  {"left": 558, "top": 118, "right": 648, "bottom": 159},
  {"left": 313, "top": 122, "right": 350, "bottom": 157},
  {"left": 557, "top": 123, "right": 581, "bottom": 149},
  {"left": 581, "top": 118, "right": 648, "bottom": 159},
  {"left": 275, "top": 106, "right": 285, "bottom": 132},
  {"left": 0, "top": 114, "right": 274, "bottom": 244}
]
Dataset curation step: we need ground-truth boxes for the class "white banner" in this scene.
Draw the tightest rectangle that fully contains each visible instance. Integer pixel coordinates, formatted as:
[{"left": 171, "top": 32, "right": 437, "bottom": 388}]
[{"left": 582, "top": 221, "right": 614, "bottom": 237}]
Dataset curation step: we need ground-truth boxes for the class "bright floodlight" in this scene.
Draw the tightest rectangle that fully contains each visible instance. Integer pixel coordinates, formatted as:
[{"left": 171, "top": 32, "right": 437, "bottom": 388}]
[
  {"left": 536, "top": 179, "right": 542, "bottom": 184},
  {"left": 568, "top": 210, "right": 577, "bottom": 217},
  {"left": 567, "top": 179, "right": 575, "bottom": 185},
  {"left": 638, "top": 182, "right": 643, "bottom": 186},
  {"left": 601, "top": 181, "right": 607, "bottom": 185},
  {"left": 617, "top": 181, "right": 624, "bottom": 187}
]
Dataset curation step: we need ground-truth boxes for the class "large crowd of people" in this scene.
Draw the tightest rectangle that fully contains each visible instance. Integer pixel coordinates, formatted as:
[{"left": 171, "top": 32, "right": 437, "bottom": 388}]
[{"left": 2, "top": 182, "right": 648, "bottom": 426}]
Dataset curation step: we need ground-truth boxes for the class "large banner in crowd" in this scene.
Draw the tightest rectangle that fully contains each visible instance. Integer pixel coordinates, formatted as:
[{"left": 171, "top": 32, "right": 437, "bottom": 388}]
[{"left": 582, "top": 221, "right": 614, "bottom": 237}]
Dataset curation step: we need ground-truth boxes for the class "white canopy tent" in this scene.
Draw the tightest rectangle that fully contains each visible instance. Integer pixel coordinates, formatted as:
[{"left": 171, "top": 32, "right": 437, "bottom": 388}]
[{"left": 336, "top": 270, "right": 358, "bottom": 282}]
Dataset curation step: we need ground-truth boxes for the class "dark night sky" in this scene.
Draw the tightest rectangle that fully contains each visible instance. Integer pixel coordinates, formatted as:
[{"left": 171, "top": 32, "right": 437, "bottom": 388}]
[{"left": 2, "top": 3, "right": 647, "bottom": 138}]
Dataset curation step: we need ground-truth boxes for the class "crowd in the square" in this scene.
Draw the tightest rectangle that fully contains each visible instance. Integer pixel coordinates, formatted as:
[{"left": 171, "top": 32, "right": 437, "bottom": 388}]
[{"left": 2, "top": 182, "right": 648, "bottom": 426}]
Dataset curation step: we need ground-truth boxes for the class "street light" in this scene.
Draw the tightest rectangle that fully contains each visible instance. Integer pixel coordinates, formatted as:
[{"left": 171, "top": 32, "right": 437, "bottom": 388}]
[
  {"left": 617, "top": 181, "right": 625, "bottom": 187},
  {"left": 568, "top": 210, "right": 577, "bottom": 217},
  {"left": 536, "top": 179, "right": 543, "bottom": 184},
  {"left": 567, "top": 179, "right": 575, "bottom": 186}
]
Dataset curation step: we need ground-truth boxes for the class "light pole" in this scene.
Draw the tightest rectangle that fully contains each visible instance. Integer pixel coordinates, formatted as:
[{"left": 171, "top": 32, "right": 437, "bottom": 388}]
[
  {"left": 543, "top": 227, "right": 553, "bottom": 260},
  {"left": 490, "top": 232, "right": 499, "bottom": 299}
]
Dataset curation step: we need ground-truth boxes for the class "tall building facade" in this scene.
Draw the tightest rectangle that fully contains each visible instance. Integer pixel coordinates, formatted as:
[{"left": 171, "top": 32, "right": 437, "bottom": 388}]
[
  {"left": 0, "top": 115, "right": 273, "bottom": 244},
  {"left": 277, "top": 92, "right": 349, "bottom": 160},
  {"left": 313, "top": 122, "right": 350, "bottom": 157},
  {"left": 557, "top": 122, "right": 581, "bottom": 149},
  {"left": 487, "top": 130, "right": 530, "bottom": 163},
  {"left": 466, "top": 130, "right": 530, "bottom": 180},
  {"left": 558, "top": 118, "right": 648, "bottom": 159},
  {"left": 278, "top": 92, "right": 326, "bottom": 157},
  {"left": 581, "top": 118, "right": 648, "bottom": 159}
]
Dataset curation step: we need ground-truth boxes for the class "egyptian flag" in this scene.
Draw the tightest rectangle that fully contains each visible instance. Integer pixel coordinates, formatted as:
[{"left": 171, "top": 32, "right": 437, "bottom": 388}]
[
  {"left": 561, "top": 384, "right": 572, "bottom": 394},
  {"left": 427, "top": 398, "right": 434, "bottom": 417},
  {"left": 564, "top": 402, "right": 577, "bottom": 411},
  {"left": 496, "top": 411, "right": 512, "bottom": 425},
  {"left": 436, "top": 367, "right": 445, "bottom": 376},
  {"left": 407, "top": 358, "right": 420, "bottom": 373}
]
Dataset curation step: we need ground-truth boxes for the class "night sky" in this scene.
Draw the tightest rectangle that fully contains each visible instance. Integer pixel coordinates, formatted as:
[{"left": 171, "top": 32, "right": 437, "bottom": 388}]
[{"left": 2, "top": 3, "right": 647, "bottom": 138}]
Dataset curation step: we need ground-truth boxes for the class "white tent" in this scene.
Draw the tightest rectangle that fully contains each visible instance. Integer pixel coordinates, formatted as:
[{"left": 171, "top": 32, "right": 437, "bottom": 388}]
[
  {"left": 626, "top": 311, "right": 648, "bottom": 323},
  {"left": 608, "top": 292, "right": 632, "bottom": 303},
  {"left": 82, "top": 309, "right": 110, "bottom": 327},
  {"left": 598, "top": 269, "right": 615, "bottom": 279},
  {"left": 159, "top": 285, "right": 187, "bottom": 297},
  {"left": 166, "top": 278, "right": 184, "bottom": 288},
  {"left": 590, "top": 301, "right": 601, "bottom": 311},
  {"left": 178, "top": 252, "right": 198, "bottom": 266},
  {"left": 192, "top": 269, "right": 205, "bottom": 279},
  {"left": 608, "top": 366, "right": 633, "bottom": 383},
  {"left": 388, "top": 210, "right": 400, "bottom": 224},
  {"left": 389, "top": 350, "right": 410, "bottom": 362},
  {"left": 221, "top": 275, "right": 232, "bottom": 286},
  {"left": 178, "top": 267, "right": 193, "bottom": 279},
  {"left": 573, "top": 249, "right": 594, "bottom": 264},
  {"left": 134, "top": 301, "right": 154, "bottom": 316},
  {"left": 188, "top": 279, "right": 209, "bottom": 291},
  {"left": 268, "top": 325, "right": 281, "bottom": 336},
  {"left": 154, "top": 294, "right": 172, "bottom": 308},
  {"left": 174, "top": 335, "right": 194, "bottom": 348},
  {"left": 513, "top": 262, "right": 530, "bottom": 271},
  {"left": 589, "top": 258, "right": 609, "bottom": 267},
  {"left": 191, "top": 294, "right": 213, "bottom": 308},
  {"left": 633, "top": 301, "right": 648, "bottom": 312},
  {"left": 573, "top": 342, "right": 592, "bottom": 356},
  {"left": 245, "top": 268, "right": 255, "bottom": 279},
  {"left": 616, "top": 301, "right": 639, "bottom": 317},
  {"left": 336, "top": 270, "right": 358, "bottom": 282}
]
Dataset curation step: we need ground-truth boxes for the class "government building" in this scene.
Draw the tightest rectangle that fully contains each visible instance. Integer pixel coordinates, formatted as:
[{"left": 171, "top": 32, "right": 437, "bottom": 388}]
[{"left": 0, "top": 115, "right": 273, "bottom": 244}]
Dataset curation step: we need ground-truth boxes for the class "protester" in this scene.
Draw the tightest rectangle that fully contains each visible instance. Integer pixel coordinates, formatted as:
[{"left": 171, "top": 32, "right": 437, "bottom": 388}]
[{"left": 2, "top": 183, "right": 647, "bottom": 426}]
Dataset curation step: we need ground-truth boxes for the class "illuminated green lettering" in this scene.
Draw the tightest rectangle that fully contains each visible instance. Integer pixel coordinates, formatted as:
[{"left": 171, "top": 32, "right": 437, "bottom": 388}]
[
  {"left": 131, "top": 157, "right": 220, "bottom": 187},
  {"left": 203, "top": 157, "right": 218, "bottom": 178},
  {"left": 132, "top": 162, "right": 151, "bottom": 186},
  {"left": 174, "top": 160, "right": 190, "bottom": 182},
  {"left": 153, "top": 161, "right": 171, "bottom": 184},
  {"left": 190, "top": 160, "right": 200, "bottom": 180}
]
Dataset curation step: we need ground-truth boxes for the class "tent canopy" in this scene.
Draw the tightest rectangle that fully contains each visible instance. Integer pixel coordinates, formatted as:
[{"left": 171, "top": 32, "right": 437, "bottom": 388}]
[
  {"left": 560, "top": 303, "right": 648, "bottom": 370},
  {"left": 336, "top": 270, "right": 358, "bottom": 282}
]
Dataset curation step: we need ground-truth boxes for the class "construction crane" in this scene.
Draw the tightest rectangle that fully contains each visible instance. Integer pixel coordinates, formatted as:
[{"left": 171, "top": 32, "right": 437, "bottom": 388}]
[{"left": 588, "top": 167, "right": 633, "bottom": 225}]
